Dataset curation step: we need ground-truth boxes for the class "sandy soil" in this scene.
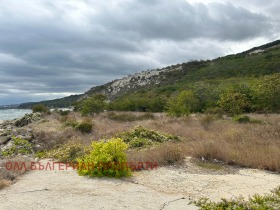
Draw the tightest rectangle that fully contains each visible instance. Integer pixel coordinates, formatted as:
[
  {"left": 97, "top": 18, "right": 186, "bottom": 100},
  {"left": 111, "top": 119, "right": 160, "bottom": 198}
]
[{"left": 0, "top": 159, "right": 280, "bottom": 210}]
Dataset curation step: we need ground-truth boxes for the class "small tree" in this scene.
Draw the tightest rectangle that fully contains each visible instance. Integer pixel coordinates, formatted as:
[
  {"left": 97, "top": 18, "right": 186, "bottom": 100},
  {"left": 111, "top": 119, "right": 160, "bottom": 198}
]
[
  {"left": 218, "top": 90, "right": 251, "bottom": 116},
  {"left": 166, "top": 90, "right": 198, "bottom": 117},
  {"left": 79, "top": 94, "right": 107, "bottom": 116}
]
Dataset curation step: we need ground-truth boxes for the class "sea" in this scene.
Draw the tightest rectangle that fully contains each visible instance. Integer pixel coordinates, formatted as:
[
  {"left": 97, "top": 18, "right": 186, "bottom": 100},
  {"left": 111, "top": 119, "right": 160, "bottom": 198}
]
[{"left": 0, "top": 109, "right": 32, "bottom": 123}]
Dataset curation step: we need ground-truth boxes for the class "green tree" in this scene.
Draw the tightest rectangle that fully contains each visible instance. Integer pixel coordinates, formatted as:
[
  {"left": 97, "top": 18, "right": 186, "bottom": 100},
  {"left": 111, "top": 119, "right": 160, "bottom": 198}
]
[
  {"left": 218, "top": 90, "right": 251, "bottom": 115},
  {"left": 254, "top": 73, "right": 280, "bottom": 112},
  {"left": 79, "top": 94, "right": 107, "bottom": 116},
  {"left": 166, "top": 90, "right": 198, "bottom": 117},
  {"left": 192, "top": 81, "right": 220, "bottom": 112}
]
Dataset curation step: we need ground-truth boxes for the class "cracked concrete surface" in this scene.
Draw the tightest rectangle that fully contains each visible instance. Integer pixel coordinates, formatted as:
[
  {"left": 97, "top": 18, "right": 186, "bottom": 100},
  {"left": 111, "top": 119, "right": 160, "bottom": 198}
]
[{"left": 1, "top": 159, "right": 280, "bottom": 209}]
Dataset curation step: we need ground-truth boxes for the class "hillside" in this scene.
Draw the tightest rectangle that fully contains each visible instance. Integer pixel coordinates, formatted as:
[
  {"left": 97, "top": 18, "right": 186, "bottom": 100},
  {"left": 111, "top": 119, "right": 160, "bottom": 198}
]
[
  {"left": 18, "top": 40, "right": 280, "bottom": 109},
  {"left": 18, "top": 94, "right": 82, "bottom": 109}
]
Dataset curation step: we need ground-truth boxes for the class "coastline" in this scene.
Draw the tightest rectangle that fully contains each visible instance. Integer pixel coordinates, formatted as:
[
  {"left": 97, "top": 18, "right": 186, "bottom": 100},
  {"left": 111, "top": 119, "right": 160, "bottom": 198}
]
[{"left": 0, "top": 109, "right": 32, "bottom": 123}]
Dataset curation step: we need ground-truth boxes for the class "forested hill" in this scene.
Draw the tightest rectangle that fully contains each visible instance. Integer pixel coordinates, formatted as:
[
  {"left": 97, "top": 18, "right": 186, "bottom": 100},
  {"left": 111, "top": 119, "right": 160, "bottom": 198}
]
[{"left": 18, "top": 39, "right": 280, "bottom": 110}]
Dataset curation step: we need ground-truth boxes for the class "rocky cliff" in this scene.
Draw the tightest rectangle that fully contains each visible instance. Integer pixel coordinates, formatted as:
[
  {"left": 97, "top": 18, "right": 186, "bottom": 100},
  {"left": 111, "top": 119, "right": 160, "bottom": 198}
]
[{"left": 84, "top": 64, "right": 183, "bottom": 100}]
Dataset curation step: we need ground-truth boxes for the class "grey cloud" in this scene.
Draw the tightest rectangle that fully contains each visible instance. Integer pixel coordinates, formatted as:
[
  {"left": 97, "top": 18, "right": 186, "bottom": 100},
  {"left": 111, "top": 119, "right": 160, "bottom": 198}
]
[
  {"left": 96, "top": 0, "right": 271, "bottom": 41},
  {"left": 0, "top": 0, "right": 279, "bottom": 105}
]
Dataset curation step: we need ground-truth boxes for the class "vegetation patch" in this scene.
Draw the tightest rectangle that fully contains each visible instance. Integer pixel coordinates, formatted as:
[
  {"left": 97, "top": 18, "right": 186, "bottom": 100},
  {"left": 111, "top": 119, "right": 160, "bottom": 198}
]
[
  {"left": 233, "top": 115, "right": 263, "bottom": 124},
  {"left": 1, "top": 137, "right": 33, "bottom": 157},
  {"left": 77, "top": 138, "right": 131, "bottom": 178},
  {"left": 44, "top": 142, "right": 88, "bottom": 162},
  {"left": 233, "top": 115, "right": 251, "bottom": 123},
  {"left": 107, "top": 112, "right": 155, "bottom": 122},
  {"left": 75, "top": 120, "right": 93, "bottom": 134},
  {"left": 192, "top": 186, "right": 280, "bottom": 210},
  {"left": 116, "top": 126, "right": 180, "bottom": 148}
]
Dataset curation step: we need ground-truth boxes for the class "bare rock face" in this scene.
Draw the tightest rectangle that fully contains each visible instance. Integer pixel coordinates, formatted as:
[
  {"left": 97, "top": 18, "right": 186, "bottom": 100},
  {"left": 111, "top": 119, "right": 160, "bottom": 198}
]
[{"left": 84, "top": 65, "right": 183, "bottom": 100}]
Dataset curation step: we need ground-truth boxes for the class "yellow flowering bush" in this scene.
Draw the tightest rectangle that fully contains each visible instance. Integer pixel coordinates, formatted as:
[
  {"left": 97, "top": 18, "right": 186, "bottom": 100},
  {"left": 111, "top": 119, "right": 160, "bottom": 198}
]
[{"left": 77, "top": 138, "right": 131, "bottom": 178}]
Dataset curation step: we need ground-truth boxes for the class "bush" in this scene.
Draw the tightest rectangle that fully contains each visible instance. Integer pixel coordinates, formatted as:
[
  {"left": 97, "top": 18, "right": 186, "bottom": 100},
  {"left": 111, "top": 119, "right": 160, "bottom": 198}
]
[
  {"left": 77, "top": 138, "right": 131, "bottom": 178},
  {"left": 233, "top": 115, "right": 250, "bottom": 123},
  {"left": 75, "top": 120, "right": 93, "bottom": 134},
  {"left": 116, "top": 126, "right": 180, "bottom": 148},
  {"left": 32, "top": 104, "right": 50, "bottom": 114},
  {"left": 218, "top": 90, "right": 251, "bottom": 116},
  {"left": 192, "top": 186, "right": 280, "bottom": 209},
  {"left": 45, "top": 142, "right": 88, "bottom": 162}
]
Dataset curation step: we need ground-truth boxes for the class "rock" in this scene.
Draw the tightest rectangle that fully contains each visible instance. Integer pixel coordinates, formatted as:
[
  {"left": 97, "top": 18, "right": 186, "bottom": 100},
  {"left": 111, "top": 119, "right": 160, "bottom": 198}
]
[
  {"left": 14, "top": 113, "right": 42, "bottom": 127},
  {"left": 14, "top": 117, "right": 32, "bottom": 127},
  {"left": 0, "top": 136, "right": 11, "bottom": 145},
  {"left": 2, "top": 141, "right": 14, "bottom": 150}
]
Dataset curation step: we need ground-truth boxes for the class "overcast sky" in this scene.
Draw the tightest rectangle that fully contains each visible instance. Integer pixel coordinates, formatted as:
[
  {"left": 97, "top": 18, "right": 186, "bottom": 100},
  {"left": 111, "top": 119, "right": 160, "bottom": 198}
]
[{"left": 0, "top": 0, "right": 279, "bottom": 105}]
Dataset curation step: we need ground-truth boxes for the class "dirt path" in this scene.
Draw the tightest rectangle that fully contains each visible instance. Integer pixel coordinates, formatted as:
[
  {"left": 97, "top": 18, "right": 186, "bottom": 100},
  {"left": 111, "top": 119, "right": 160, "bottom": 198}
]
[
  {"left": 0, "top": 160, "right": 197, "bottom": 210},
  {"left": 1, "top": 159, "right": 280, "bottom": 210}
]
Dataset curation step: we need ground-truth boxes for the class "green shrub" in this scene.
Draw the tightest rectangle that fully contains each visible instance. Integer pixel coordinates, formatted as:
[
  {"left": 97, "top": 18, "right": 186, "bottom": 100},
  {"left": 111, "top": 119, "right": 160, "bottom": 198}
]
[
  {"left": 35, "top": 150, "right": 47, "bottom": 159},
  {"left": 1, "top": 137, "right": 33, "bottom": 157},
  {"left": 192, "top": 186, "right": 280, "bottom": 209},
  {"left": 116, "top": 126, "right": 180, "bottom": 148},
  {"left": 75, "top": 121, "right": 93, "bottom": 134},
  {"left": 32, "top": 104, "right": 50, "bottom": 114},
  {"left": 233, "top": 115, "right": 250, "bottom": 123},
  {"left": 77, "top": 138, "right": 131, "bottom": 178},
  {"left": 45, "top": 143, "right": 88, "bottom": 162}
]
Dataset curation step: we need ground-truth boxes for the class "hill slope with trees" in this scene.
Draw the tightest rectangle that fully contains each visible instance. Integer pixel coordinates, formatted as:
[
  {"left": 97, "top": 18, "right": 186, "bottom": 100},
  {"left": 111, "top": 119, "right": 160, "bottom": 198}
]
[{"left": 19, "top": 40, "right": 280, "bottom": 114}]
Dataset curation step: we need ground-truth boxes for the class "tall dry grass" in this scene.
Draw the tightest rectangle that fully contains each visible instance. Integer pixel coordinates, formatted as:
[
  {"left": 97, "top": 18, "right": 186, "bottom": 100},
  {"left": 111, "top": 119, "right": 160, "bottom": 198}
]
[{"left": 29, "top": 111, "right": 280, "bottom": 172}]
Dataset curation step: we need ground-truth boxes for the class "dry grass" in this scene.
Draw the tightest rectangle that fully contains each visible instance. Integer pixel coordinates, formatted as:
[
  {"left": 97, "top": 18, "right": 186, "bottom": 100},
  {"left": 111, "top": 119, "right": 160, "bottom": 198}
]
[
  {"left": 127, "top": 142, "right": 188, "bottom": 167},
  {"left": 0, "top": 157, "right": 33, "bottom": 189},
  {"left": 28, "top": 112, "right": 280, "bottom": 172}
]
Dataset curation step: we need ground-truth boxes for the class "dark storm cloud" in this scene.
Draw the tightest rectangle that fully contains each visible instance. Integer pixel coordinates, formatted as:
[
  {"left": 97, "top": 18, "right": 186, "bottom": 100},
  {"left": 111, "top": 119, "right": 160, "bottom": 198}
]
[{"left": 0, "top": 0, "right": 278, "bottom": 105}]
